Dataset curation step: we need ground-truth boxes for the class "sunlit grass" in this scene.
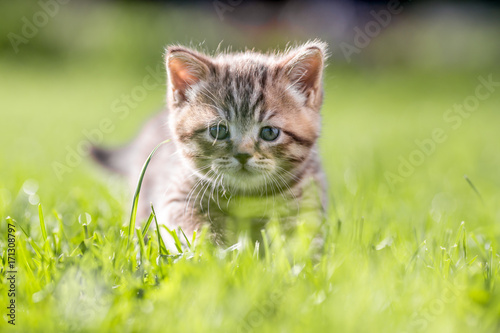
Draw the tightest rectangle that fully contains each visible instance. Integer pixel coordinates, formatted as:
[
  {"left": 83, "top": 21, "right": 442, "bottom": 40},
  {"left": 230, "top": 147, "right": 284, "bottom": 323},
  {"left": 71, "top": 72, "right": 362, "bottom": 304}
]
[{"left": 1, "top": 59, "right": 500, "bottom": 332}]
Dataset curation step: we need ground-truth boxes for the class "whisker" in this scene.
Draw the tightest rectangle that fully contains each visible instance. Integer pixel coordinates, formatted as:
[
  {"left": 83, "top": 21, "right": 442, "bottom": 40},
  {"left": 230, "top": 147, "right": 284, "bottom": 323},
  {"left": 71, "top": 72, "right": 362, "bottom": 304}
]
[
  {"left": 275, "top": 166, "right": 301, "bottom": 182},
  {"left": 185, "top": 169, "right": 213, "bottom": 217},
  {"left": 215, "top": 174, "right": 224, "bottom": 211},
  {"left": 267, "top": 173, "right": 288, "bottom": 203},
  {"left": 196, "top": 172, "right": 218, "bottom": 223},
  {"left": 274, "top": 172, "right": 300, "bottom": 213},
  {"left": 207, "top": 173, "right": 222, "bottom": 222},
  {"left": 264, "top": 171, "right": 278, "bottom": 214}
]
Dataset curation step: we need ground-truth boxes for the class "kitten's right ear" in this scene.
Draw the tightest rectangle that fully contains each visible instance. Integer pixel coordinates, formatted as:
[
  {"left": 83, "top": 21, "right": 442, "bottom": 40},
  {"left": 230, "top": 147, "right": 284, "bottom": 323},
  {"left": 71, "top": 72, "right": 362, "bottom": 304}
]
[
  {"left": 279, "top": 41, "right": 328, "bottom": 107},
  {"left": 166, "top": 47, "right": 211, "bottom": 103}
]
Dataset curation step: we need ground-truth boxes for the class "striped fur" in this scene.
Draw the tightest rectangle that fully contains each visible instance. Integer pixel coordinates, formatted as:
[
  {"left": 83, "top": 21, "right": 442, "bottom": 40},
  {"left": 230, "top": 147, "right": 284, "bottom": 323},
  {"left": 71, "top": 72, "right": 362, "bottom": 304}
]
[{"left": 92, "top": 41, "right": 329, "bottom": 247}]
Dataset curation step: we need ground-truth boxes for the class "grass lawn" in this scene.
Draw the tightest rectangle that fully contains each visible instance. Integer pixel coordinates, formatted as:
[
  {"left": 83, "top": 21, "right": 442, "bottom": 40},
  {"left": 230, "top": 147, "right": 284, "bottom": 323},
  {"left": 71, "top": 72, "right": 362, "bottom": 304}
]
[{"left": 1, "top": 55, "right": 500, "bottom": 332}]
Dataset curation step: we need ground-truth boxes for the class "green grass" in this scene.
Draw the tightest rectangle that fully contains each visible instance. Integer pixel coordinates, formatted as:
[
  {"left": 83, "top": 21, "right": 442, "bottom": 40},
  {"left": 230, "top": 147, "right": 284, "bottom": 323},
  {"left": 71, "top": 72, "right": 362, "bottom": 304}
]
[
  {"left": 1, "top": 61, "right": 500, "bottom": 332},
  {"left": 1, "top": 5, "right": 500, "bottom": 330}
]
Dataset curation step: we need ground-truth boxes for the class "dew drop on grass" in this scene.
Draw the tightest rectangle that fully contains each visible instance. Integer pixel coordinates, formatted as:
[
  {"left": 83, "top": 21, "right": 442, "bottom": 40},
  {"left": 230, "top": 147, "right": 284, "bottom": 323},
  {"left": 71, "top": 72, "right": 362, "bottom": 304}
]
[
  {"left": 22, "top": 179, "right": 39, "bottom": 195},
  {"left": 79, "top": 212, "right": 92, "bottom": 226}
]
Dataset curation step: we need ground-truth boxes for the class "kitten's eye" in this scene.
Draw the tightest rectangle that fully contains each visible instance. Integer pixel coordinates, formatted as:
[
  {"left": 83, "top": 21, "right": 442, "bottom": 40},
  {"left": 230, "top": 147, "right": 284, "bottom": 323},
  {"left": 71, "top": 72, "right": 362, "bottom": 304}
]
[
  {"left": 209, "top": 124, "right": 229, "bottom": 140},
  {"left": 260, "top": 127, "right": 280, "bottom": 141}
]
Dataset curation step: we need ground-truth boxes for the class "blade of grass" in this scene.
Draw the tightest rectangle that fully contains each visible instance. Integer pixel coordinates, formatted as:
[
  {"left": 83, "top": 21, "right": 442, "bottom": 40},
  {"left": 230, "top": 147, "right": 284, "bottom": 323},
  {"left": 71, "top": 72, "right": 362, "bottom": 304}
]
[
  {"left": 12, "top": 217, "right": 43, "bottom": 260},
  {"left": 69, "top": 243, "right": 83, "bottom": 257},
  {"left": 26, "top": 239, "right": 43, "bottom": 260},
  {"left": 136, "top": 227, "right": 146, "bottom": 264},
  {"left": 191, "top": 230, "right": 197, "bottom": 249},
  {"left": 160, "top": 225, "right": 182, "bottom": 253},
  {"left": 16, "top": 236, "right": 37, "bottom": 283},
  {"left": 261, "top": 229, "right": 271, "bottom": 265},
  {"left": 253, "top": 241, "right": 260, "bottom": 259},
  {"left": 53, "top": 209, "right": 68, "bottom": 243},
  {"left": 179, "top": 227, "right": 191, "bottom": 249},
  {"left": 16, "top": 221, "right": 29, "bottom": 238},
  {"left": 453, "top": 222, "right": 465, "bottom": 261},
  {"left": 127, "top": 140, "right": 170, "bottom": 248},
  {"left": 462, "top": 223, "right": 467, "bottom": 261},
  {"left": 151, "top": 204, "right": 169, "bottom": 256},
  {"left": 83, "top": 224, "right": 89, "bottom": 239},
  {"left": 464, "top": 175, "right": 483, "bottom": 203},
  {"left": 146, "top": 237, "right": 154, "bottom": 260},
  {"left": 38, "top": 203, "right": 47, "bottom": 242},
  {"left": 142, "top": 211, "right": 154, "bottom": 236}
]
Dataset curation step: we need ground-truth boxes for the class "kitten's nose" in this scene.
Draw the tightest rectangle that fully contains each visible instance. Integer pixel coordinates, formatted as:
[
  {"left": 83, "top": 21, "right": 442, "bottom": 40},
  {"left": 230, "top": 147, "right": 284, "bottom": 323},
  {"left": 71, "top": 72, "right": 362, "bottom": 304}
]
[{"left": 234, "top": 153, "right": 251, "bottom": 165}]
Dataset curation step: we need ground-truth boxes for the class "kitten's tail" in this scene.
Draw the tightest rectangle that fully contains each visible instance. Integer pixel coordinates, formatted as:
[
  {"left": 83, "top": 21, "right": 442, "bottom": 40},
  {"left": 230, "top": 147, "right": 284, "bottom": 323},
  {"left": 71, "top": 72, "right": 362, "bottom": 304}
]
[{"left": 90, "top": 145, "right": 129, "bottom": 175}]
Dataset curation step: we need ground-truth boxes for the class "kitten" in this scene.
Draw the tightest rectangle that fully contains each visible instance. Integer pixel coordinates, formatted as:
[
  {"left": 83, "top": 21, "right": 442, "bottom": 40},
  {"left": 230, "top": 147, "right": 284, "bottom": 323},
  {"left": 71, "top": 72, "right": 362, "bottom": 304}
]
[{"left": 92, "top": 41, "right": 328, "bottom": 247}]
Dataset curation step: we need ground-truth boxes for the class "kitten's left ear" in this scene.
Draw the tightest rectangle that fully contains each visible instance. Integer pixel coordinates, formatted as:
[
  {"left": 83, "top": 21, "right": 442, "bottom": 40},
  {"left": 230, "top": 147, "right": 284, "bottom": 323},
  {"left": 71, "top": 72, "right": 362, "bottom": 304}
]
[
  {"left": 166, "top": 46, "right": 212, "bottom": 104},
  {"left": 280, "top": 42, "right": 327, "bottom": 104}
]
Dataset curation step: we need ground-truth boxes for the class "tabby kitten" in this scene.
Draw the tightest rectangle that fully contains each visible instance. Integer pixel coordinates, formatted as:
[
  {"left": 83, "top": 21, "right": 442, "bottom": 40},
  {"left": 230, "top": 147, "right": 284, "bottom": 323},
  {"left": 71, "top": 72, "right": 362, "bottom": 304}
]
[{"left": 92, "top": 41, "right": 328, "bottom": 246}]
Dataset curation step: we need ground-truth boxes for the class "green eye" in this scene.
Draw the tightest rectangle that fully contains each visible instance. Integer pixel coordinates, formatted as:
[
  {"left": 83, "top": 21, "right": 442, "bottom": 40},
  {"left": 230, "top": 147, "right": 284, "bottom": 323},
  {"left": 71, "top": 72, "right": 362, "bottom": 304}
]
[
  {"left": 209, "top": 124, "right": 229, "bottom": 140},
  {"left": 260, "top": 127, "right": 280, "bottom": 141}
]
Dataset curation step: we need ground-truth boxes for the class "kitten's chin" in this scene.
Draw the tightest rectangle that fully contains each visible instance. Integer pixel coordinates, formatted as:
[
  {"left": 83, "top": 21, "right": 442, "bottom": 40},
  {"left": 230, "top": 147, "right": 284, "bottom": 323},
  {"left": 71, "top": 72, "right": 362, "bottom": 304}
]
[{"left": 222, "top": 171, "right": 268, "bottom": 194}]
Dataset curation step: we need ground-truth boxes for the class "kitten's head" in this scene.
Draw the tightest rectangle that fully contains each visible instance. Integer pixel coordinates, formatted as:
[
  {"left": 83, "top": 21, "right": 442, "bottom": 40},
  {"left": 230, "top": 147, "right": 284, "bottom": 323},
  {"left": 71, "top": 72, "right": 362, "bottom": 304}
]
[{"left": 165, "top": 41, "right": 327, "bottom": 194}]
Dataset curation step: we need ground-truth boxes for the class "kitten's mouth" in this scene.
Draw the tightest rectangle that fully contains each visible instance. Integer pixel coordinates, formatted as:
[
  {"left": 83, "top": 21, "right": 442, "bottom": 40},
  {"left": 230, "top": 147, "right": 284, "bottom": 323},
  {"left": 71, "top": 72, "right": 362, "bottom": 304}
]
[
  {"left": 239, "top": 163, "right": 269, "bottom": 176},
  {"left": 239, "top": 164, "right": 251, "bottom": 172},
  {"left": 213, "top": 164, "right": 277, "bottom": 193},
  {"left": 220, "top": 165, "right": 262, "bottom": 181},
  {"left": 236, "top": 165, "right": 254, "bottom": 176},
  {"left": 210, "top": 163, "right": 270, "bottom": 184}
]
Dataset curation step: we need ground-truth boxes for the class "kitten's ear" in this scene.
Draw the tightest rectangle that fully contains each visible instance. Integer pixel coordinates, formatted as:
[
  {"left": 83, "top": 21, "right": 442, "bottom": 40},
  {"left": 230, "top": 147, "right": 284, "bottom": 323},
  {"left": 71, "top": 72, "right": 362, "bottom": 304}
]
[
  {"left": 280, "top": 42, "right": 327, "bottom": 104},
  {"left": 166, "top": 46, "right": 211, "bottom": 103}
]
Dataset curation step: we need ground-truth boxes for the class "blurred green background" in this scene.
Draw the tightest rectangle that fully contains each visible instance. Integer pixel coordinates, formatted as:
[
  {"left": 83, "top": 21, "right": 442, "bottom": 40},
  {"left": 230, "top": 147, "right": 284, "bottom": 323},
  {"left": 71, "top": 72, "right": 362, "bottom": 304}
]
[
  {"left": 1, "top": 0, "right": 499, "bottom": 222},
  {"left": 1, "top": 0, "right": 500, "bottom": 332}
]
